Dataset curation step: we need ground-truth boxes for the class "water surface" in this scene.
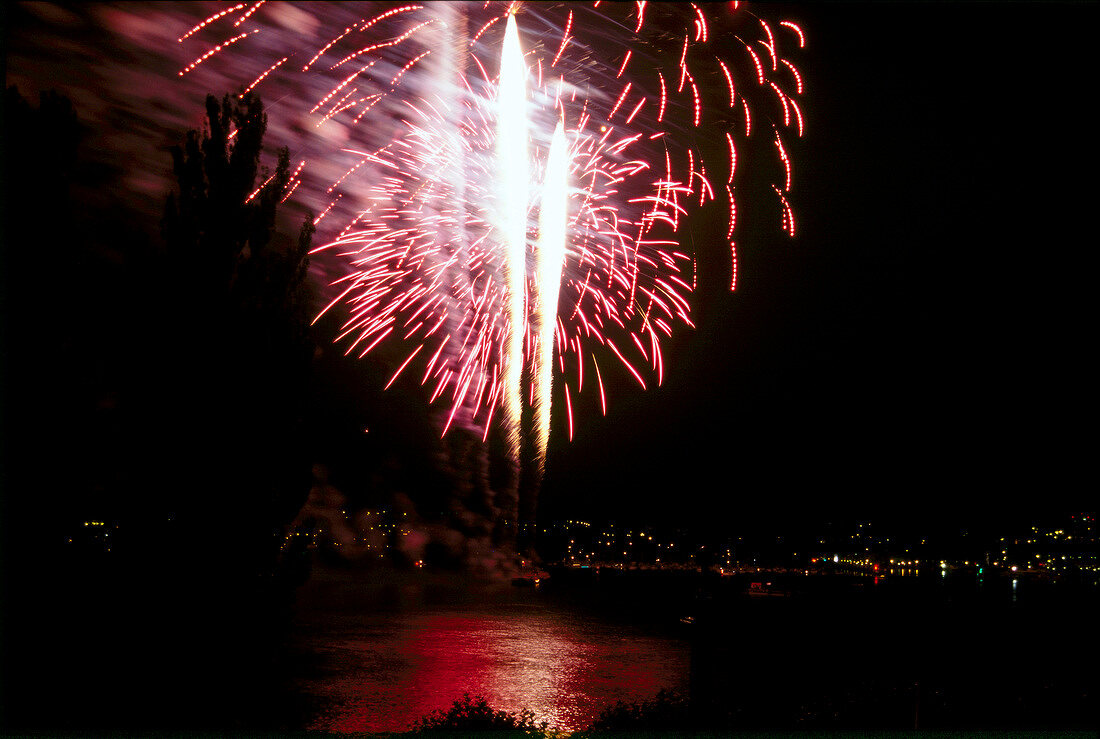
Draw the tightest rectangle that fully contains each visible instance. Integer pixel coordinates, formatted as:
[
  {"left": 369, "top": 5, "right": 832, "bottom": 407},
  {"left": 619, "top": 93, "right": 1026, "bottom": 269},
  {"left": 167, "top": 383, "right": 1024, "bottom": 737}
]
[{"left": 290, "top": 569, "right": 690, "bottom": 733}]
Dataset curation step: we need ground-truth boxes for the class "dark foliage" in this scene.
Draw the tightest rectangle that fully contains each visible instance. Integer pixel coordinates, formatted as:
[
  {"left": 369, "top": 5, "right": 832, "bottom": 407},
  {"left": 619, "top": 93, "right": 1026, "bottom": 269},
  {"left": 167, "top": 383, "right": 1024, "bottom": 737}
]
[
  {"left": 412, "top": 693, "right": 552, "bottom": 737},
  {"left": 581, "top": 689, "right": 693, "bottom": 734}
]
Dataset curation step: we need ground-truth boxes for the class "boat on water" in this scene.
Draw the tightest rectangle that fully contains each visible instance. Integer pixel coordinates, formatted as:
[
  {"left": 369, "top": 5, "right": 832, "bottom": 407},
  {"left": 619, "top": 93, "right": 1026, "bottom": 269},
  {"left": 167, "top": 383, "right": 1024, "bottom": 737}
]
[
  {"left": 746, "top": 581, "right": 789, "bottom": 597},
  {"left": 511, "top": 567, "right": 550, "bottom": 587}
]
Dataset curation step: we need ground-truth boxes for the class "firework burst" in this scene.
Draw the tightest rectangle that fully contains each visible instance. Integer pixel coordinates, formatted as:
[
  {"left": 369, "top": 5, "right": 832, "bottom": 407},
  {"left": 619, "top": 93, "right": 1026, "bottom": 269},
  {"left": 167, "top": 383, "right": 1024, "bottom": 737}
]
[{"left": 177, "top": 1, "right": 805, "bottom": 483}]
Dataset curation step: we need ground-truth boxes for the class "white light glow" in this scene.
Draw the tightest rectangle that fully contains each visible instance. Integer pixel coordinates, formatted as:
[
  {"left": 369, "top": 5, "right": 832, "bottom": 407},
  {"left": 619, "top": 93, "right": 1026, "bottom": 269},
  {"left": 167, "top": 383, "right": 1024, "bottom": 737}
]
[{"left": 499, "top": 13, "right": 528, "bottom": 462}]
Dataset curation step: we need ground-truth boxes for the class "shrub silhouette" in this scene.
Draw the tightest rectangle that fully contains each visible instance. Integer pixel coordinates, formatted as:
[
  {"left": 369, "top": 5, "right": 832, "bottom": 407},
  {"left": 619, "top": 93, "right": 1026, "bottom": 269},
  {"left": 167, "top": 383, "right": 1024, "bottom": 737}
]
[
  {"left": 581, "top": 689, "right": 693, "bottom": 733},
  {"left": 412, "top": 693, "right": 551, "bottom": 736}
]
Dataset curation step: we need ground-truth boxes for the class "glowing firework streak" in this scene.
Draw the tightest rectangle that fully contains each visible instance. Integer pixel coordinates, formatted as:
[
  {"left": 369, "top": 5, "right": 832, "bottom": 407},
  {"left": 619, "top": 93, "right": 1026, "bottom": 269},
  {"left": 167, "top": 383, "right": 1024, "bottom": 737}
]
[
  {"left": 534, "top": 120, "right": 568, "bottom": 474},
  {"left": 498, "top": 12, "right": 527, "bottom": 463}
]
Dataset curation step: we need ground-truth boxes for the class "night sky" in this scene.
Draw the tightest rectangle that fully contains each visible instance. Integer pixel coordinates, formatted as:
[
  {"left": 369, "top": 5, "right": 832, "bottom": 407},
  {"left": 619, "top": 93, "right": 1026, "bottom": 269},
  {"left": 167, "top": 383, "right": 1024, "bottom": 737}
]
[
  {"left": 3, "top": 2, "right": 1096, "bottom": 536},
  {"left": 547, "top": 1, "right": 1098, "bottom": 531}
]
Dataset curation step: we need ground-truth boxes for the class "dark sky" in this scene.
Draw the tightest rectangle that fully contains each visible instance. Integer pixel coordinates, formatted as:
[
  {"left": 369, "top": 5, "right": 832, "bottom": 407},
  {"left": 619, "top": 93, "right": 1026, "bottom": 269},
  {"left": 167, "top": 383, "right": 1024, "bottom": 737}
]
[
  {"left": 542, "top": 1, "right": 1097, "bottom": 530},
  {"left": 4, "top": 2, "right": 1096, "bottom": 534}
]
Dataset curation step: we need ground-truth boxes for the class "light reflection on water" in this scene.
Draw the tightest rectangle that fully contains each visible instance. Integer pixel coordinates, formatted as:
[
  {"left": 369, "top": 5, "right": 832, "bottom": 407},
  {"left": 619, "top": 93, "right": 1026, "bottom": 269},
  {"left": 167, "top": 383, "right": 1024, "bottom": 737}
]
[{"left": 292, "top": 579, "right": 689, "bottom": 733}]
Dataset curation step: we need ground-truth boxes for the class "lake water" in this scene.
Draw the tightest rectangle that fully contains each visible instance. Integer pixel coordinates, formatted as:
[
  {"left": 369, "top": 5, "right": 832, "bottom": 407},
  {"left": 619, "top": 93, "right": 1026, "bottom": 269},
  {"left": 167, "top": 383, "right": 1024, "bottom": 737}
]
[
  {"left": 286, "top": 566, "right": 1098, "bottom": 732},
  {"left": 289, "top": 567, "right": 691, "bottom": 733}
]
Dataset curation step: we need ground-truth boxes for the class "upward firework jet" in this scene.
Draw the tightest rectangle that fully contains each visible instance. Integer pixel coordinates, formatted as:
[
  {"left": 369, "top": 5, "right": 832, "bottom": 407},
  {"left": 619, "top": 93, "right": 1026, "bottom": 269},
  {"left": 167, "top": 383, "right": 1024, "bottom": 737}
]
[
  {"left": 498, "top": 13, "right": 528, "bottom": 480},
  {"left": 176, "top": 1, "right": 805, "bottom": 534},
  {"left": 534, "top": 119, "right": 568, "bottom": 480}
]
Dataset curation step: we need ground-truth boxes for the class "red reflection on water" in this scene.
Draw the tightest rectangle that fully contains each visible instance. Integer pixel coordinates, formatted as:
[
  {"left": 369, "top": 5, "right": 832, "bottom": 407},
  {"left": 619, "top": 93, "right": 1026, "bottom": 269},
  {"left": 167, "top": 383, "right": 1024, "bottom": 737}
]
[{"left": 317, "top": 611, "right": 686, "bottom": 733}]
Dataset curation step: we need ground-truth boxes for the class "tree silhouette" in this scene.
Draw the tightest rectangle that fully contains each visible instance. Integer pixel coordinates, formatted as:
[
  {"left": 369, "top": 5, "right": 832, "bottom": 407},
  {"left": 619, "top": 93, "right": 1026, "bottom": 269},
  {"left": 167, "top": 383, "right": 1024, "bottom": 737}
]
[
  {"left": 154, "top": 91, "right": 315, "bottom": 583},
  {"left": 162, "top": 93, "right": 310, "bottom": 306}
]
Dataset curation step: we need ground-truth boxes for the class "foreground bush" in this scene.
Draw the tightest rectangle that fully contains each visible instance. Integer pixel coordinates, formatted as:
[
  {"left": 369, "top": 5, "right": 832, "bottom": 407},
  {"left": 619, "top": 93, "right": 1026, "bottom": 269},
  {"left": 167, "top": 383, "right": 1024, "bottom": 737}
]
[
  {"left": 412, "top": 693, "right": 552, "bottom": 736},
  {"left": 580, "top": 689, "right": 693, "bottom": 734}
]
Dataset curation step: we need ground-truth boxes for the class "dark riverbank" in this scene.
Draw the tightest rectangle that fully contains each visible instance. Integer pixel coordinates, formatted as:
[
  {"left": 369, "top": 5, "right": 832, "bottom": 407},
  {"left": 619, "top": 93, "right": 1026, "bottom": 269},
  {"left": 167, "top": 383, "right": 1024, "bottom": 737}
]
[{"left": 683, "top": 570, "right": 1097, "bottom": 729}]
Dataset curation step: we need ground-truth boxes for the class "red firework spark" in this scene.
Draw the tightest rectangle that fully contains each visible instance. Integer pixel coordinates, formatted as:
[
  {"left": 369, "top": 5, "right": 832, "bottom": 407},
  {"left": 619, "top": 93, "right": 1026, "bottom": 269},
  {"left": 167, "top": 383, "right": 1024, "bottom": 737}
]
[{"left": 177, "top": 1, "right": 805, "bottom": 438}]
